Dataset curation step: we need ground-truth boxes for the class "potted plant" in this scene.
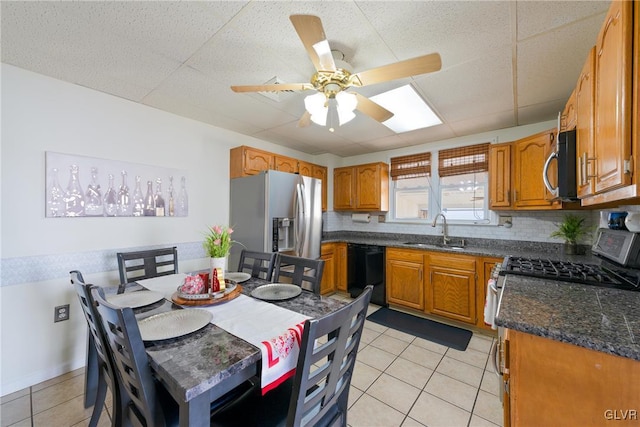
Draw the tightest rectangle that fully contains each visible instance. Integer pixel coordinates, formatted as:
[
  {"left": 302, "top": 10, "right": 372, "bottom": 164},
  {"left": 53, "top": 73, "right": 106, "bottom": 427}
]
[
  {"left": 203, "top": 225, "right": 239, "bottom": 276},
  {"left": 550, "top": 214, "right": 588, "bottom": 255}
]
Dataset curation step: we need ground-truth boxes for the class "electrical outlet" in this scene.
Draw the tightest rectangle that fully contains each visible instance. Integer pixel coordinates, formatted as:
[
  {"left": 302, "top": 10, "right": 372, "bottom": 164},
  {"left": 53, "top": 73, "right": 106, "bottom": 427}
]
[
  {"left": 378, "top": 215, "right": 386, "bottom": 223},
  {"left": 54, "top": 304, "right": 70, "bottom": 322},
  {"left": 498, "top": 215, "right": 513, "bottom": 227}
]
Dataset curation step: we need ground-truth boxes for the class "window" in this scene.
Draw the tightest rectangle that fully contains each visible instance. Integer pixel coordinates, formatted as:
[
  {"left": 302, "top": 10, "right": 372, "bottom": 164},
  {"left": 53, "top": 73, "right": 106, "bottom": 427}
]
[
  {"left": 390, "top": 153, "right": 431, "bottom": 220},
  {"left": 437, "top": 143, "right": 490, "bottom": 222}
]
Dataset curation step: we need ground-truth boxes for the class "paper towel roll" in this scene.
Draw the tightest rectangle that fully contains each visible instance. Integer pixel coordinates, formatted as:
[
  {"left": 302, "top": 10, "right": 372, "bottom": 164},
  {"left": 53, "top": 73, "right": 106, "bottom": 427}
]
[{"left": 351, "top": 213, "right": 371, "bottom": 223}]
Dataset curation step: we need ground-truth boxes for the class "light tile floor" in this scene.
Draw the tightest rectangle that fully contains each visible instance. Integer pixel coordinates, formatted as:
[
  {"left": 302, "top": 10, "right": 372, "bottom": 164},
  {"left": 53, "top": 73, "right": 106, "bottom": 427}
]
[{"left": 1, "top": 297, "right": 503, "bottom": 427}]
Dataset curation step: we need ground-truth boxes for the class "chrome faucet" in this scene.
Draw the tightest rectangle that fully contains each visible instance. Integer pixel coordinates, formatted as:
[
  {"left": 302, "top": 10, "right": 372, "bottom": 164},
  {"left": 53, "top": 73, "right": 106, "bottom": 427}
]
[{"left": 431, "top": 213, "right": 450, "bottom": 245}]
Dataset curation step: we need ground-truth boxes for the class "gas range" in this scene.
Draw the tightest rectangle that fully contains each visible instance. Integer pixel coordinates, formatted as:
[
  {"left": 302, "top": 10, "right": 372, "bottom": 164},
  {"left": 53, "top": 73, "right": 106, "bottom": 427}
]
[{"left": 500, "top": 256, "right": 640, "bottom": 292}]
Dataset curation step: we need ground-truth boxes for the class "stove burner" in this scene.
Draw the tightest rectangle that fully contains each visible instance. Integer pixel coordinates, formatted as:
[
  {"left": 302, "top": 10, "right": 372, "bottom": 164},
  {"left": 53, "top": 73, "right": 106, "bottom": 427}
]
[{"left": 502, "top": 257, "right": 640, "bottom": 291}]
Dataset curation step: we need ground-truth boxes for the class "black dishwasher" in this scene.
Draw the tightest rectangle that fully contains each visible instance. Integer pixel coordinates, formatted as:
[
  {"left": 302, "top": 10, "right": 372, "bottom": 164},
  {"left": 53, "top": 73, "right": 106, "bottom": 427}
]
[{"left": 348, "top": 243, "right": 387, "bottom": 306}]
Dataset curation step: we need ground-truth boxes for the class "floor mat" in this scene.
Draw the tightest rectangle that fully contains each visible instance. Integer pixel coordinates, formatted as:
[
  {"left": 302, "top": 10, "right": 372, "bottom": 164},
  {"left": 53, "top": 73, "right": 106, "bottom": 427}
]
[{"left": 366, "top": 307, "right": 473, "bottom": 351}]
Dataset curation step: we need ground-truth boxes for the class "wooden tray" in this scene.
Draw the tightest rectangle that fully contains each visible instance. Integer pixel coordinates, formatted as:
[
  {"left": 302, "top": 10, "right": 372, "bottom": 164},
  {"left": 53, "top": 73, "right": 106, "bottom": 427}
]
[{"left": 171, "top": 285, "right": 242, "bottom": 306}]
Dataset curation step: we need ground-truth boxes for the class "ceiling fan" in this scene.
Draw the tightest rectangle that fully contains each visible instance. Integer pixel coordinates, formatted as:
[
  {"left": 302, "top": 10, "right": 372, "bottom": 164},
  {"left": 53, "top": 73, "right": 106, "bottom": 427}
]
[{"left": 231, "top": 15, "right": 442, "bottom": 132}]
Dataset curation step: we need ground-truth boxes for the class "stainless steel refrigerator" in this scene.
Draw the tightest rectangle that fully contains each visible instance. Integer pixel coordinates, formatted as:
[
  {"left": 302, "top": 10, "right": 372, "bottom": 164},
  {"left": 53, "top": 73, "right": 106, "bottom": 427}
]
[{"left": 229, "top": 170, "right": 322, "bottom": 270}]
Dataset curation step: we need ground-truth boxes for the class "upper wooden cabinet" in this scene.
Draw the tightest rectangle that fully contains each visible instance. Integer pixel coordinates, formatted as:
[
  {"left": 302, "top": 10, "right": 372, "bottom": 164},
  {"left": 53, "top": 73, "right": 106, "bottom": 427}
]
[
  {"left": 593, "top": 0, "right": 633, "bottom": 195},
  {"left": 561, "top": 88, "right": 577, "bottom": 132},
  {"left": 230, "top": 146, "right": 274, "bottom": 178},
  {"left": 576, "top": 47, "right": 596, "bottom": 199},
  {"left": 230, "top": 146, "right": 328, "bottom": 211},
  {"left": 513, "top": 130, "right": 560, "bottom": 209},
  {"left": 274, "top": 155, "right": 298, "bottom": 174},
  {"left": 333, "top": 162, "right": 389, "bottom": 212},
  {"left": 489, "top": 143, "right": 512, "bottom": 209},
  {"left": 489, "top": 130, "right": 562, "bottom": 210}
]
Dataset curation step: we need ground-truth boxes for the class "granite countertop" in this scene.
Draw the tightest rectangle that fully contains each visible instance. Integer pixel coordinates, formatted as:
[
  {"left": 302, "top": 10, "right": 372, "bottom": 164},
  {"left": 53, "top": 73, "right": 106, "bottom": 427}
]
[{"left": 495, "top": 275, "right": 640, "bottom": 361}]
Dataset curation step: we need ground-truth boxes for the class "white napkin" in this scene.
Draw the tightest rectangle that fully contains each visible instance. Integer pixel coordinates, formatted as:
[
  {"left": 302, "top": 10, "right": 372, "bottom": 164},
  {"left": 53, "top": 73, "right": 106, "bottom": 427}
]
[{"left": 137, "top": 273, "right": 187, "bottom": 300}]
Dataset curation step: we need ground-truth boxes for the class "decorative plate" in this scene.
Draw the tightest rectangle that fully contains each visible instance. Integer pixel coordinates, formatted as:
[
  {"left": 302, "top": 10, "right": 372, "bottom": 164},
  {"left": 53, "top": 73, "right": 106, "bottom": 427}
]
[
  {"left": 250, "top": 283, "right": 302, "bottom": 301},
  {"left": 106, "top": 291, "right": 164, "bottom": 308},
  {"left": 138, "top": 309, "right": 212, "bottom": 341},
  {"left": 225, "top": 272, "right": 251, "bottom": 283}
]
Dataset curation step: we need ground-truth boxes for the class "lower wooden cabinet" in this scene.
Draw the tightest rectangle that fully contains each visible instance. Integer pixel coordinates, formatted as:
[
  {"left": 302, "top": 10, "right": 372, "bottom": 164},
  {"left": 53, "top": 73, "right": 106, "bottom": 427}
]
[
  {"left": 320, "top": 242, "right": 347, "bottom": 295},
  {"left": 386, "top": 248, "right": 425, "bottom": 311},
  {"left": 506, "top": 329, "right": 640, "bottom": 427},
  {"left": 386, "top": 248, "right": 502, "bottom": 329},
  {"left": 426, "top": 253, "right": 477, "bottom": 324}
]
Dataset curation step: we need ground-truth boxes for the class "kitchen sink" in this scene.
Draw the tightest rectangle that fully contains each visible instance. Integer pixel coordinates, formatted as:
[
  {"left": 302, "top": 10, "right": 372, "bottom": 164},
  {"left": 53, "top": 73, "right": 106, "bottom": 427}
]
[{"left": 403, "top": 242, "right": 465, "bottom": 250}]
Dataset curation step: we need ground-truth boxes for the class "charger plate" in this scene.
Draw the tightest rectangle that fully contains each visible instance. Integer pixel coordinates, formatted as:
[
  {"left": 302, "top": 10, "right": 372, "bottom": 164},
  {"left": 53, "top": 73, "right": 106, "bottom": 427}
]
[
  {"left": 106, "top": 291, "right": 164, "bottom": 308},
  {"left": 225, "top": 272, "right": 251, "bottom": 283},
  {"left": 250, "top": 283, "right": 302, "bottom": 301},
  {"left": 138, "top": 309, "right": 212, "bottom": 341}
]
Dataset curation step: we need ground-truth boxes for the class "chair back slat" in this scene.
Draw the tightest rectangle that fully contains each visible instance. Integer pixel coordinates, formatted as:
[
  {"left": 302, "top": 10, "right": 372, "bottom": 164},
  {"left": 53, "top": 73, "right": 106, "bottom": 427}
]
[
  {"left": 273, "top": 254, "right": 325, "bottom": 295},
  {"left": 237, "top": 249, "right": 276, "bottom": 280},
  {"left": 287, "top": 286, "right": 372, "bottom": 427},
  {"left": 117, "top": 247, "right": 178, "bottom": 284},
  {"left": 92, "top": 287, "right": 167, "bottom": 427}
]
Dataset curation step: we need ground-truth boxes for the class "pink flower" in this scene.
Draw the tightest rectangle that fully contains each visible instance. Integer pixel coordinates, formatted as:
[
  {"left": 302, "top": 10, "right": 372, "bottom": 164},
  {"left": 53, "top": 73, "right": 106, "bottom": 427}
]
[
  {"left": 213, "top": 225, "right": 222, "bottom": 234},
  {"left": 228, "top": 228, "right": 234, "bottom": 234},
  {"left": 214, "top": 238, "right": 221, "bottom": 245}
]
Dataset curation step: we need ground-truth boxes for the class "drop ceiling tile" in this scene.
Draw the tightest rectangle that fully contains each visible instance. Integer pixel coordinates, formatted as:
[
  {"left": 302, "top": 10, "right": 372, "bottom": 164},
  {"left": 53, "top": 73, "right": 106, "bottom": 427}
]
[
  {"left": 417, "top": 49, "right": 513, "bottom": 123},
  {"left": 517, "top": 1, "right": 609, "bottom": 40},
  {"left": 448, "top": 111, "right": 517, "bottom": 136},
  {"left": 397, "top": 124, "right": 457, "bottom": 145},
  {"left": 518, "top": 99, "right": 566, "bottom": 125},
  {"left": 517, "top": 13, "right": 605, "bottom": 107},
  {"left": 358, "top": 1, "right": 511, "bottom": 68}
]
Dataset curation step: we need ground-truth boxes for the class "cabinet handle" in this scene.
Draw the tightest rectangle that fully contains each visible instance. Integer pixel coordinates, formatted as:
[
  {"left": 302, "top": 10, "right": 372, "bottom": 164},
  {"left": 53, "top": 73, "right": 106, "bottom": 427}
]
[{"left": 583, "top": 152, "right": 597, "bottom": 179}]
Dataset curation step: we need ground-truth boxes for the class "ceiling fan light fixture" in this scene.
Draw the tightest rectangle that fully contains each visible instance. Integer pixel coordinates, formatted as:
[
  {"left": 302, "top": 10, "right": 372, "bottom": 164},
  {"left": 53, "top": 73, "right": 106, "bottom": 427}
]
[
  {"left": 335, "top": 91, "right": 357, "bottom": 125},
  {"left": 304, "top": 92, "right": 328, "bottom": 126}
]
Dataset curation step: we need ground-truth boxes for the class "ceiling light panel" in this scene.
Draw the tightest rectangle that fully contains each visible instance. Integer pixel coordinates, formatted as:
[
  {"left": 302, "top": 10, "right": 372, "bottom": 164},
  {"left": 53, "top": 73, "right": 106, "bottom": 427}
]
[{"left": 371, "top": 85, "right": 442, "bottom": 133}]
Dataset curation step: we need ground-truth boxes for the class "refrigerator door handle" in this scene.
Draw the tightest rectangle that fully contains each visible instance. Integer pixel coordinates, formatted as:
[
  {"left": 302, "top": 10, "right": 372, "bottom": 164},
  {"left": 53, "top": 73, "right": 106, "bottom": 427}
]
[{"left": 294, "top": 181, "right": 306, "bottom": 256}]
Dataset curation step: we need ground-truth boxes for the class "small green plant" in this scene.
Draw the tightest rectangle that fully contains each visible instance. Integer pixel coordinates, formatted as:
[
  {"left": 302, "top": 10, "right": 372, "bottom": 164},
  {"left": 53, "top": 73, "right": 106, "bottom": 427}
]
[{"left": 550, "top": 214, "right": 588, "bottom": 245}]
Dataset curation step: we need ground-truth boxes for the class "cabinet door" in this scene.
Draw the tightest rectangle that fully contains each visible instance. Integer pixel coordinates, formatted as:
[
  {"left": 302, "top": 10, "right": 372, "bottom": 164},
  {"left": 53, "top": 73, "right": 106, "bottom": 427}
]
[
  {"left": 561, "top": 88, "right": 577, "bottom": 132},
  {"left": 312, "top": 165, "right": 328, "bottom": 212},
  {"left": 427, "top": 254, "right": 476, "bottom": 324},
  {"left": 477, "top": 258, "right": 504, "bottom": 330},
  {"left": 489, "top": 143, "right": 512, "bottom": 208},
  {"left": 298, "top": 161, "right": 313, "bottom": 177},
  {"left": 244, "top": 147, "right": 274, "bottom": 176},
  {"left": 512, "top": 131, "right": 558, "bottom": 209},
  {"left": 274, "top": 155, "right": 298, "bottom": 174},
  {"left": 356, "top": 164, "right": 382, "bottom": 210},
  {"left": 335, "top": 243, "right": 348, "bottom": 292},
  {"left": 386, "top": 249, "right": 424, "bottom": 311},
  {"left": 594, "top": 0, "right": 633, "bottom": 194},
  {"left": 320, "top": 243, "right": 335, "bottom": 295},
  {"left": 333, "top": 167, "right": 355, "bottom": 210},
  {"left": 576, "top": 47, "right": 596, "bottom": 199},
  {"left": 509, "top": 330, "right": 640, "bottom": 427}
]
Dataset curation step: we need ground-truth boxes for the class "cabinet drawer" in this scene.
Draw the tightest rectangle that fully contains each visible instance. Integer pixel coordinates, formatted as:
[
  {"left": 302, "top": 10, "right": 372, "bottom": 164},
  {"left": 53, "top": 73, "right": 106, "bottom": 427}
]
[
  {"left": 428, "top": 253, "right": 476, "bottom": 271},
  {"left": 387, "top": 248, "right": 425, "bottom": 263}
]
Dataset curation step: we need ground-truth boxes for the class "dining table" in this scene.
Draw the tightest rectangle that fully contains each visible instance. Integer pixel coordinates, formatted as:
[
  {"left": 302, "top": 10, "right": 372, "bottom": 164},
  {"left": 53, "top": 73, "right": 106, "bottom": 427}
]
[{"left": 100, "top": 272, "right": 347, "bottom": 427}]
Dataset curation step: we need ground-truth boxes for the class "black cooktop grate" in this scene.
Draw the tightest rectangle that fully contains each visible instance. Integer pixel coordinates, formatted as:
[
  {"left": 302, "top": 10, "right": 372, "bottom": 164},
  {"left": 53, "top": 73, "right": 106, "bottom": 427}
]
[{"left": 501, "top": 257, "right": 640, "bottom": 291}]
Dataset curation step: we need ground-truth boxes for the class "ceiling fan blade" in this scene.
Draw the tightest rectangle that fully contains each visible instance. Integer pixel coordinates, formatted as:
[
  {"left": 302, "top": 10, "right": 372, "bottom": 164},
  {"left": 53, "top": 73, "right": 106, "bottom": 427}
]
[
  {"left": 352, "top": 53, "right": 442, "bottom": 87},
  {"left": 353, "top": 93, "right": 394, "bottom": 123},
  {"left": 298, "top": 111, "right": 312, "bottom": 128},
  {"left": 290, "top": 15, "right": 336, "bottom": 72},
  {"left": 231, "top": 83, "right": 314, "bottom": 93}
]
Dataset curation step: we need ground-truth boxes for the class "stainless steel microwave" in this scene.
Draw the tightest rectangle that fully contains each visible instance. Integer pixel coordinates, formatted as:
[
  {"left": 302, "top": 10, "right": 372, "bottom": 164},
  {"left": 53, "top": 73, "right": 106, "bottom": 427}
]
[{"left": 543, "top": 129, "right": 578, "bottom": 201}]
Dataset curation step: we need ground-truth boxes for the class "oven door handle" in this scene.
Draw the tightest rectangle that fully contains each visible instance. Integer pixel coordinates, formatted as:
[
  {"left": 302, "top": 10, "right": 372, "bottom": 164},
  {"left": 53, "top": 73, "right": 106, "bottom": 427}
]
[{"left": 490, "top": 339, "right": 502, "bottom": 376}]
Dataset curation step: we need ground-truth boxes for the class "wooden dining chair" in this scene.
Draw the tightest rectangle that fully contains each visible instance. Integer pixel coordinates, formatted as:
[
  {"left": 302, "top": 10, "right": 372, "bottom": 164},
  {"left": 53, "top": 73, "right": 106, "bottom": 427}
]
[
  {"left": 91, "top": 287, "right": 257, "bottom": 427},
  {"left": 237, "top": 249, "right": 276, "bottom": 280},
  {"left": 116, "top": 246, "right": 178, "bottom": 284},
  {"left": 272, "top": 254, "right": 325, "bottom": 294},
  {"left": 211, "top": 285, "right": 373, "bottom": 427},
  {"left": 70, "top": 270, "right": 128, "bottom": 427}
]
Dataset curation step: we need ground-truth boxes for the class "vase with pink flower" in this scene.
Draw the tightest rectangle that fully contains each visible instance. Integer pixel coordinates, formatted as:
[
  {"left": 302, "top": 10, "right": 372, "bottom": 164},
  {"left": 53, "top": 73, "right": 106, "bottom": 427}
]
[{"left": 203, "top": 225, "right": 237, "bottom": 291}]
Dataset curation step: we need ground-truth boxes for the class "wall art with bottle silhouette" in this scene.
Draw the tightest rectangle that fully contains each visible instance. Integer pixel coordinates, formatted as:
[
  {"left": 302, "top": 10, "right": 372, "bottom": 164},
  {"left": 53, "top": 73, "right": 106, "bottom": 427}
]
[{"left": 45, "top": 151, "right": 189, "bottom": 218}]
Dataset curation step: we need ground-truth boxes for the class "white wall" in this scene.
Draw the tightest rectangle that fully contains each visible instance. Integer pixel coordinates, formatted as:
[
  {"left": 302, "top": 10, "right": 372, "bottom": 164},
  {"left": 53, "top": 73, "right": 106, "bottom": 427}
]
[{"left": 0, "top": 64, "right": 317, "bottom": 395}]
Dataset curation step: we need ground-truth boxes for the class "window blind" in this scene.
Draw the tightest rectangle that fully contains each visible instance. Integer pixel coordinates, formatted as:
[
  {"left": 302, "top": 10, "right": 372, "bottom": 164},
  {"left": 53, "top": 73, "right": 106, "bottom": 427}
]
[
  {"left": 438, "top": 143, "right": 490, "bottom": 177},
  {"left": 390, "top": 153, "right": 431, "bottom": 180}
]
